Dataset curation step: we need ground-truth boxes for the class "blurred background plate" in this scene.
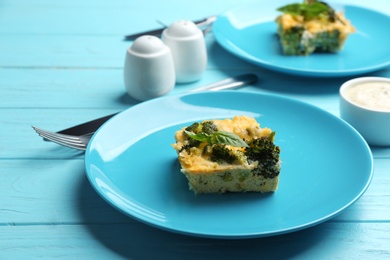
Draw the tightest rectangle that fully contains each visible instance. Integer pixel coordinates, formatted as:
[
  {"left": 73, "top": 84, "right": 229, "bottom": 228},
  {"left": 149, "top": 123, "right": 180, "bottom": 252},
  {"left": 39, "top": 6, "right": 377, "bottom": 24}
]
[{"left": 213, "top": 2, "right": 390, "bottom": 77}]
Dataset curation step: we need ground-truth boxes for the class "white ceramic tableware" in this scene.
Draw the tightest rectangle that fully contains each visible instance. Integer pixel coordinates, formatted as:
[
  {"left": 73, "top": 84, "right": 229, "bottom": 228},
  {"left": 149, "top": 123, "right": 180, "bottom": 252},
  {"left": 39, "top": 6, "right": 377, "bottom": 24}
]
[
  {"left": 124, "top": 35, "right": 175, "bottom": 101},
  {"left": 340, "top": 77, "right": 390, "bottom": 146},
  {"left": 162, "top": 20, "right": 207, "bottom": 83}
]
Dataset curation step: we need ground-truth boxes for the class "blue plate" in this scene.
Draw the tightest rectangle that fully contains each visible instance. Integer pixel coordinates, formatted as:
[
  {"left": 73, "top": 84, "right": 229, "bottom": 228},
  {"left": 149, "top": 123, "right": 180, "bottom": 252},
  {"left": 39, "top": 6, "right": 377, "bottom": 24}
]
[
  {"left": 213, "top": 2, "right": 390, "bottom": 77},
  {"left": 85, "top": 91, "right": 373, "bottom": 238}
]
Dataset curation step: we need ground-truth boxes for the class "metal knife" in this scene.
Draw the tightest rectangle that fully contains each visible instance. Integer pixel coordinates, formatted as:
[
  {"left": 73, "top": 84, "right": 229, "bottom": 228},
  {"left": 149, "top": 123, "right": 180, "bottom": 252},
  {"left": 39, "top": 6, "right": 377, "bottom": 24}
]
[
  {"left": 56, "top": 73, "right": 258, "bottom": 136},
  {"left": 124, "top": 16, "right": 216, "bottom": 41}
]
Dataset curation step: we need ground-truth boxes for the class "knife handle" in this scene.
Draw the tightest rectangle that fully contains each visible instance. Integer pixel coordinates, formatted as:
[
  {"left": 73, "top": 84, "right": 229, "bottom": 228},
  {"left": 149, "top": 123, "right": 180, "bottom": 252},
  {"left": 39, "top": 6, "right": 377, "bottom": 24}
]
[
  {"left": 56, "top": 113, "right": 118, "bottom": 136},
  {"left": 189, "top": 74, "right": 258, "bottom": 93}
]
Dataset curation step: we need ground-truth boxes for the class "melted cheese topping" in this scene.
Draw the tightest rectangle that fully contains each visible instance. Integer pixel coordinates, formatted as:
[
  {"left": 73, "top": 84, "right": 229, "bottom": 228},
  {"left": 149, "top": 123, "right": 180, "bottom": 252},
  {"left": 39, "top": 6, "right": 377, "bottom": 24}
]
[{"left": 172, "top": 116, "right": 272, "bottom": 174}]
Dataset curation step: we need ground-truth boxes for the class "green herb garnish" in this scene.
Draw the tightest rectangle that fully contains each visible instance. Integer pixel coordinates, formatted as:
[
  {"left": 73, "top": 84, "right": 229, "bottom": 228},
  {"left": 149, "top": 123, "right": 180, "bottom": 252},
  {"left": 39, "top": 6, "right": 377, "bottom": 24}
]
[
  {"left": 277, "top": 0, "right": 336, "bottom": 21},
  {"left": 185, "top": 130, "right": 249, "bottom": 148}
]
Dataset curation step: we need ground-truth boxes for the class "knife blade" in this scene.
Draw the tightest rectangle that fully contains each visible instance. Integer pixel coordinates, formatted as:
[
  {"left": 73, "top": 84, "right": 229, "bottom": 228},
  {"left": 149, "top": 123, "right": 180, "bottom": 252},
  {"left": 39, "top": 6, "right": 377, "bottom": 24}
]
[
  {"left": 57, "top": 113, "right": 118, "bottom": 136},
  {"left": 124, "top": 16, "right": 216, "bottom": 41},
  {"left": 54, "top": 73, "right": 258, "bottom": 136}
]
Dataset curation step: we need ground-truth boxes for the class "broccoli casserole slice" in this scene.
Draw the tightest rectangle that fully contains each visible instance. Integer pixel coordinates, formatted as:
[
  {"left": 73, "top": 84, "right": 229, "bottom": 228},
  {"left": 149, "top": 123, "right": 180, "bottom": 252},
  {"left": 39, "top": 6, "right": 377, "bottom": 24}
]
[
  {"left": 275, "top": 0, "right": 355, "bottom": 55},
  {"left": 172, "top": 116, "right": 281, "bottom": 194}
]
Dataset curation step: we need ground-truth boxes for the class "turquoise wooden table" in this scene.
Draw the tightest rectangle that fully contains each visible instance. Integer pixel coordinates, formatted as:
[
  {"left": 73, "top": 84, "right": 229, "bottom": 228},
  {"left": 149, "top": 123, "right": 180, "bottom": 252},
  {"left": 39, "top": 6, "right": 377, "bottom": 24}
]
[{"left": 1, "top": 0, "right": 390, "bottom": 259}]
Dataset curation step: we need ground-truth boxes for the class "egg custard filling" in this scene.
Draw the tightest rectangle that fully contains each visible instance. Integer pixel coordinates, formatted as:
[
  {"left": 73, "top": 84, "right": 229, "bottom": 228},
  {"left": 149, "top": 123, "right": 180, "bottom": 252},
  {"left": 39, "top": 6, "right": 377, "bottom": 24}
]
[{"left": 172, "top": 116, "right": 281, "bottom": 194}]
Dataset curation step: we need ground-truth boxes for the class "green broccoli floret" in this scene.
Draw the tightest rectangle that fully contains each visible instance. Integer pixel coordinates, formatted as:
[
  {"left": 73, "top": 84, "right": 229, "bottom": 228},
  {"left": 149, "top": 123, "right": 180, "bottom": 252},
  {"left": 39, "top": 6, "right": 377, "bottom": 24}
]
[
  {"left": 210, "top": 144, "right": 237, "bottom": 164},
  {"left": 209, "top": 144, "right": 247, "bottom": 165},
  {"left": 245, "top": 132, "right": 281, "bottom": 178},
  {"left": 201, "top": 121, "right": 218, "bottom": 135},
  {"left": 181, "top": 121, "right": 218, "bottom": 152},
  {"left": 184, "top": 121, "right": 218, "bottom": 135},
  {"left": 180, "top": 123, "right": 201, "bottom": 152},
  {"left": 202, "top": 144, "right": 213, "bottom": 156},
  {"left": 185, "top": 122, "right": 202, "bottom": 134}
]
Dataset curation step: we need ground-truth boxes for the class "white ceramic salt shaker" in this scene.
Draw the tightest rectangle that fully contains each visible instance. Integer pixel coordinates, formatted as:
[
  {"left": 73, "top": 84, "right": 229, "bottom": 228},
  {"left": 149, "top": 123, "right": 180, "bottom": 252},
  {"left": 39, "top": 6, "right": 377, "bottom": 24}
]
[
  {"left": 162, "top": 20, "right": 207, "bottom": 83},
  {"left": 124, "top": 35, "right": 175, "bottom": 101}
]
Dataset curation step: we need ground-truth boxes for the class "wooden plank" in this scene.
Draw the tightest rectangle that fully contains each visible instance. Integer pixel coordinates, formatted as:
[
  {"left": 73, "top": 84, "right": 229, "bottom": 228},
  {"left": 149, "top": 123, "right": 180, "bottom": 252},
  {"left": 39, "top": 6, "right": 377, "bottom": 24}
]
[
  {"left": 0, "top": 0, "right": 249, "bottom": 35},
  {"left": 3, "top": 66, "right": 389, "bottom": 112},
  {"left": 0, "top": 222, "right": 389, "bottom": 259},
  {"left": 0, "top": 108, "right": 119, "bottom": 158},
  {"left": 0, "top": 34, "right": 256, "bottom": 69},
  {"left": 334, "top": 158, "right": 390, "bottom": 221},
  {"left": 1, "top": 104, "right": 389, "bottom": 159},
  {"left": 0, "top": 69, "right": 262, "bottom": 109},
  {"left": 1, "top": 0, "right": 390, "bottom": 259},
  {"left": 2, "top": 106, "right": 387, "bottom": 159},
  {"left": 1, "top": 0, "right": 389, "bottom": 36},
  {"left": 0, "top": 158, "right": 388, "bottom": 224},
  {"left": 0, "top": 159, "right": 132, "bottom": 224}
]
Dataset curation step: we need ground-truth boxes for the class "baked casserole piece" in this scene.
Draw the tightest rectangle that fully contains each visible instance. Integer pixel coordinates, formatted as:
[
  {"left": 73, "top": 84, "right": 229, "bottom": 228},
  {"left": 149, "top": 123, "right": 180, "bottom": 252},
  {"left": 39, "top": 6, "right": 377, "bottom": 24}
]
[
  {"left": 275, "top": 0, "right": 355, "bottom": 55},
  {"left": 172, "top": 116, "right": 281, "bottom": 194}
]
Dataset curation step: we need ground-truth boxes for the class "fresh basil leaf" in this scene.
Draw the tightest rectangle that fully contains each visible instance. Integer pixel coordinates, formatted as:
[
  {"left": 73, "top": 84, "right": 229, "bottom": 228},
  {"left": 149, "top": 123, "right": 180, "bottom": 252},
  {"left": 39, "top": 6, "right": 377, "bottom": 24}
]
[
  {"left": 211, "top": 131, "right": 249, "bottom": 147},
  {"left": 184, "top": 130, "right": 210, "bottom": 142},
  {"left": 277, "top": 0, "right": 333, "bottom": 21},
  {"left": 185, "top": 130, "right": 249, "bottom": 147},
  {"left": 277, "top": 3, "right": 304, "bottom": 16},
  {"left": 305, "top": 2, "right": 330, "bottom": 19}
]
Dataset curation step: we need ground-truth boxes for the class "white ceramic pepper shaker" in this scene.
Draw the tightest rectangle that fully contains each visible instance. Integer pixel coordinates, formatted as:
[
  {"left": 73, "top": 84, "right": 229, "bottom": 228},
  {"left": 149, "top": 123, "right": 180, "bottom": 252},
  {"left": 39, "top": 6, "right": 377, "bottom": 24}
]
[
  {"left": 124, "top": 35, "right": 175, "bottom": 101},
  {"left": 162, "top": 20, "right": 207, "bottom": 83}
]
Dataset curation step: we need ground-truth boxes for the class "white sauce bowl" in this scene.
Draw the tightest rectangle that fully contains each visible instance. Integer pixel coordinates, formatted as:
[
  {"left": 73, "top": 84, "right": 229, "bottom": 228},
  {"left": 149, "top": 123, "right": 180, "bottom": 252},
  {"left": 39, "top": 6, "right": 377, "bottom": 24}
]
[{"left": 340, "top": 77, "right": 390, "bottom": 146}]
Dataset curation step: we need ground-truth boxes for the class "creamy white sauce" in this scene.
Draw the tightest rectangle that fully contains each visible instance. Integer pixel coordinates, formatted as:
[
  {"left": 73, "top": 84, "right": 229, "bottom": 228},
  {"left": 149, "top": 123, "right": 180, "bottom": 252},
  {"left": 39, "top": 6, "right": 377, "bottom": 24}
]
[{"left": 345, "top": 81, "right": 390, "bottom": 111}]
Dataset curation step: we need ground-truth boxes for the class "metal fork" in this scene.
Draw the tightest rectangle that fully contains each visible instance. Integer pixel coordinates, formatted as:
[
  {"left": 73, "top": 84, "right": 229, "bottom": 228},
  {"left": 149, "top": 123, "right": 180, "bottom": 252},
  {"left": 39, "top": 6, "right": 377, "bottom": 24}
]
[{"left": 32, "top": 126, "right": 92, "bottom": 150}]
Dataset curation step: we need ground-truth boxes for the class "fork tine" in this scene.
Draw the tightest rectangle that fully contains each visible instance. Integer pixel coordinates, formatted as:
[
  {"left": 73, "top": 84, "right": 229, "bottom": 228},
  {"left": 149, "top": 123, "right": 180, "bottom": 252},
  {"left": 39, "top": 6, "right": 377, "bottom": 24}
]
[
  {"left": 33, "top": 130, "right": 86, "bottom": 150},
  {"left": 32, "top": 126, "right": 88, "bottom": 150},
  {"left": 33, "top": 129, "right": 87, "bottom": 149},
  {"left": 37, "top": 131, "right": 86, "bottom": 148},
  {"left": 34, "top": 127, "right": 81, "bottom": 142}
]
